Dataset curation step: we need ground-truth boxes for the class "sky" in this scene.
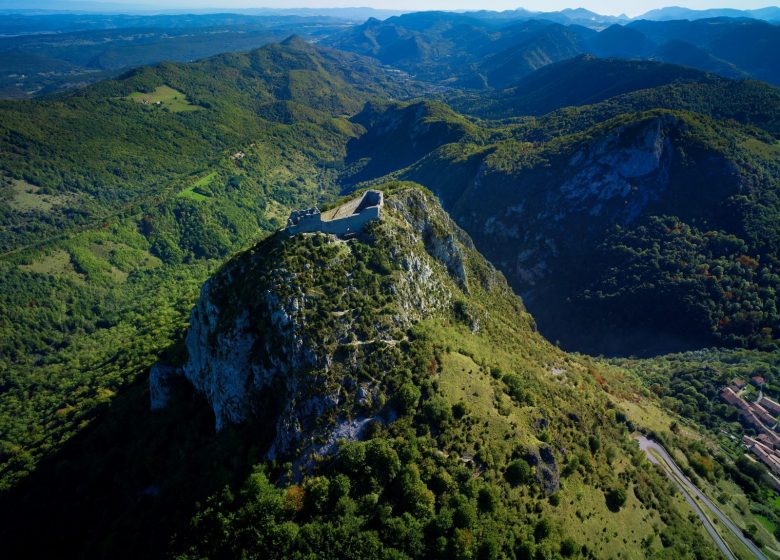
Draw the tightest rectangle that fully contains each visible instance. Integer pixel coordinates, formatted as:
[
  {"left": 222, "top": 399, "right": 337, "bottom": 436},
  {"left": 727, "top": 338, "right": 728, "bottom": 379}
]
[{"left": 9, "top": 1, "right": 778, "bottom": 17}]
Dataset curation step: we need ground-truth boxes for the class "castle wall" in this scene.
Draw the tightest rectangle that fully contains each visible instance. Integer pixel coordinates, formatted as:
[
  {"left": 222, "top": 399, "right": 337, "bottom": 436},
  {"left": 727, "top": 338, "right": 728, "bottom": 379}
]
[
  {"left": 286, "top": 190, "right": 383, "bottom": 236},
  {"left": 289, "top": 214, "right": 323, "bottom": 234},
  {"left": 321, "top": 205, "right": 380, "bottom": 236}
]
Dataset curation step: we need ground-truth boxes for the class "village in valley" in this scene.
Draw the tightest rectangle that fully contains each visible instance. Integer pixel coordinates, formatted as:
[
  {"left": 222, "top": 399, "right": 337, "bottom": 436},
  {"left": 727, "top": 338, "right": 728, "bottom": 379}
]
[{"left": 721, "top": 376, "right": 780, "bottom": 487}]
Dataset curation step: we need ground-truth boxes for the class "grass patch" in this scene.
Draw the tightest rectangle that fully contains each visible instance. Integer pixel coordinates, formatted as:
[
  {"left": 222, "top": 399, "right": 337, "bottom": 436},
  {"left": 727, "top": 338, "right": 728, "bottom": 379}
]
[
  {"left": 757, "top": 514, "right": 776, "bottom": 533},
  {"left": 6, "top": 179, "right": 72, "bottom": 212},
  {"left": 127, "top": 85, "right": 200, "bottom": 113},
  {"left": 554, "top": 475, "right": 661, "bottom": 557},
  {"left": 743, "top": 137, "right": 780, "bottom": 160},
  {"left": 178, "top": 172, "right": 216, "bottom": 201},
  {"left": 19, "top": 249, "right": 85, "bottom": 283}
]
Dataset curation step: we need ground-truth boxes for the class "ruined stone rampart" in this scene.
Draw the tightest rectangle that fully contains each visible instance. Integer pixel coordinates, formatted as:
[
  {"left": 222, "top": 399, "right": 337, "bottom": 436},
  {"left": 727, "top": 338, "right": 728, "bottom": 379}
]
[{"left": 286, "top": 190, "right": 383, "bottom": 236}]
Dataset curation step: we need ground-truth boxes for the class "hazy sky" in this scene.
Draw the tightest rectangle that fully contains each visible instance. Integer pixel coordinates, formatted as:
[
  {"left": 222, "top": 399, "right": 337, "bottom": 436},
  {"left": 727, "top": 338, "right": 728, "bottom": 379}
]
[{"left": 42, "top": 1, "right": 778, "bottom": 18}]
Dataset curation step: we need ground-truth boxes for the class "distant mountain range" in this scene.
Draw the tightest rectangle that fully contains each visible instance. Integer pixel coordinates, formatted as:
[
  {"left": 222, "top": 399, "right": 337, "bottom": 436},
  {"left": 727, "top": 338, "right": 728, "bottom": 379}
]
[
  {"left": 1, "top": 3, "right": 779, "bottom": 25},
  {"left": 2, "top": 5, "right": 779, "bottom": 98},
  {"left": 326, "top": 12, "right": 780, "bottom": 87},
  {"left": 0, "top": 2, "right": 406, "bottom": 21},
  {"left": 638, "top": 5, "right": 780, "bottom": 22}
]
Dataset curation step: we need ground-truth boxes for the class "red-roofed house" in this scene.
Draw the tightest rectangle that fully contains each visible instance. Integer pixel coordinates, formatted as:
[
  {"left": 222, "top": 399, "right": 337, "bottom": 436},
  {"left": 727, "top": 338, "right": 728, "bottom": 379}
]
[{"left": 761, "top": 397, "right": 780, "bottom": 416}]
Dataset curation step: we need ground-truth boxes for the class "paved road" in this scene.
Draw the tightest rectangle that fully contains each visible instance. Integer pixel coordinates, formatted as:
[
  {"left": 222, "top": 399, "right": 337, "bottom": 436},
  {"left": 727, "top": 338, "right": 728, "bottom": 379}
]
[{"left": 636, "top": 435, "right": 767, "bottom": 560}]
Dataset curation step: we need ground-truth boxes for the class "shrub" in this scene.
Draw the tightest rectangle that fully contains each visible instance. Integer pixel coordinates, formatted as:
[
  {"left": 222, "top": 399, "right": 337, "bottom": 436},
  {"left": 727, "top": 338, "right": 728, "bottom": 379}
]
[
  {"left": 396, "top": 383, "right": 421, "bottom": 414},
  {"left": 560, "top": 538, "right": 577, "bottom": 556},
  {"left": 534, "top": 518, "right": 552, "bottom": 542},
  {"left": 452, "top": 401, "right": 468, "bottom": 419},
  {"left": 606, "top": 486, "right": 627, "bottom": 512},
  {"left": 423, "top": 397, "right": 452, "bottom": 428},
  {"left": 505, "top": 459, "right": 532, "bottom": 487}
]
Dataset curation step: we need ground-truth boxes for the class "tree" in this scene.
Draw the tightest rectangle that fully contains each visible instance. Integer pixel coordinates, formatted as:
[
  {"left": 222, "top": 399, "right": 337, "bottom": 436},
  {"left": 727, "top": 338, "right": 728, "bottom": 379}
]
[
  {"left": 534, "top": 518, "right": 552, "bottom": 542},
  {"left": 396, "top": 383, "right": 421, "bottom": 414},
  {"left": 505, "top": 459, "right": 532, "bottom": 487},
  {"left": 477, "top": 486, "right": 498, "bottom": 513},
  {"left": 606, "top": 486, "right": 627, "bottom": 512}
]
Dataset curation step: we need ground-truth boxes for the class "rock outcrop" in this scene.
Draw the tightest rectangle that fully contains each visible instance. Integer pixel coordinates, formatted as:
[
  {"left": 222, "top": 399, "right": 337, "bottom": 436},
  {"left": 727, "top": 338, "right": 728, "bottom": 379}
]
[{"left": 153, "top": 184, "right": 512, "bottom": 469}]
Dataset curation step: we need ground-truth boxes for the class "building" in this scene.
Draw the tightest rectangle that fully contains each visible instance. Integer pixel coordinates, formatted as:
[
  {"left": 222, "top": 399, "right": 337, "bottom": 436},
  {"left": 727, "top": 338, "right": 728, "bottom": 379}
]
[
  {"left": 722, "top": 386, "right": 780, "bottom": 447},
  {"left": 721, "top": 387, "right": 744, "bottom": 408},
  {"left": 760, "top": 396, "right": 780, "bottom": 416},
  {"left": 754, "top": 403, "right": 778, "bottom": 426},
  {"left": 744, "top": 436, "right": 780, "bottom": 476},
  {"left": 731, "top": 378, "right": 747, "bottom": 391},
  {"left": 286, "top": 190, "right": 384, "bottom": 237},
  {"left": 752, "top": 375, "right": 766, "bottom": 387},
  {"left": 757, "top": 433, "right": 777, "bottom": 449}
]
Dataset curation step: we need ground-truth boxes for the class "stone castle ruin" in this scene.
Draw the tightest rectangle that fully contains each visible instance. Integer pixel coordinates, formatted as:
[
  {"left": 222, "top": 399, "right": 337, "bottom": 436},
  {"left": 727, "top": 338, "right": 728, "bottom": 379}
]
[{"left": 286, "top": 190, "right": 383, "bottom": 236}]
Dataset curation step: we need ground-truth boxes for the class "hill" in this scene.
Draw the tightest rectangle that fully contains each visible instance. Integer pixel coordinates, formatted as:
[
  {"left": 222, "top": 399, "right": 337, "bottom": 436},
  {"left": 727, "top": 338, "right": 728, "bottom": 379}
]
[
  {"left": 0, "top": 37, "right": 427, "bottom": 496},
  {"left": 0, "top": 15, "right": 352, "bottom": 99},
  {"left": 343, "top": 100, "right": 482, "bottom": 182},
  {"left": 340, "top": 72, "right": 780, "bottom": 356},
  {"left": 452, "top": 56, "right": 718, "bottom": 117},
  {"left": 0, "top": 36, "right": 422, "bottom": 253},
  {"left": 0, "top": 184, "right": 722, "bottom": 558}
]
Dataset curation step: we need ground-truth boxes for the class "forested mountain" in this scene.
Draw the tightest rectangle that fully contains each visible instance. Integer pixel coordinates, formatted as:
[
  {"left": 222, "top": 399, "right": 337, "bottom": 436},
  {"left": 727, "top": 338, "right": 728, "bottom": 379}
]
[
  {"left": 341, "top": 61, "right": 780, "bottom": 356},
  {"left": 626, "top": 18, "right": 780, "bottom": 85},
  {"left": 2, "top": 9, "right": 780, "bottom": 559},
  {"left": 324, "top": 14, "right": 596, "bottom": 89},
  {"left": 447, "top": 56, "right": 719, "bottom": 117},
  {"left": 326, "top": 11, "right": 780, "bottom": 87}
]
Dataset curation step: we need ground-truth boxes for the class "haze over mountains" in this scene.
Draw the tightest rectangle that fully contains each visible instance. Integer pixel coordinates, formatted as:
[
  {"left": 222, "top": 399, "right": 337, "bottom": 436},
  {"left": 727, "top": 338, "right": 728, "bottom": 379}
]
[
  {"left": 3, "top": 6, "right": 780, "bottom": 98},
  {"left": 1, "top": 5, "right": 780, "bottom": 559}
]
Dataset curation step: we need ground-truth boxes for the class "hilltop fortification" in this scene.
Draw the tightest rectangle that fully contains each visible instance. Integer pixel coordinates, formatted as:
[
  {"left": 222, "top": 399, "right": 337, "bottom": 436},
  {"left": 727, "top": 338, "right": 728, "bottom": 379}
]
[{"left": 286, "top": 190, "right": 383, "bottom": 236}]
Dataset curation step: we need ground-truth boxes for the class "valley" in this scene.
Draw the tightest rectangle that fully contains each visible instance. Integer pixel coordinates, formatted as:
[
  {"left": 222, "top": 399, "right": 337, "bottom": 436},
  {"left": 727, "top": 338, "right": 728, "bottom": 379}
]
[{"left": 0, "top": 5, "right": 779, "bottom": 559}]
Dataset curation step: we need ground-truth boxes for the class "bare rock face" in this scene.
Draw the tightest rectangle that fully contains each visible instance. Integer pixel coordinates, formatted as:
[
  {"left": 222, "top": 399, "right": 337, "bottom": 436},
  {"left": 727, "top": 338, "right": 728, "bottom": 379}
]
[
  {"left": 153, "top": 186, "right": 505, "bottom": 469},
  {"left": 525, "top": 445, "right": 561, "bottom": 495},
  {"left": 149, "top": 363, "right": 178, "bottom": 411},
  {"left": 558, "top": 115, "right": 672, "bottom": 222}
]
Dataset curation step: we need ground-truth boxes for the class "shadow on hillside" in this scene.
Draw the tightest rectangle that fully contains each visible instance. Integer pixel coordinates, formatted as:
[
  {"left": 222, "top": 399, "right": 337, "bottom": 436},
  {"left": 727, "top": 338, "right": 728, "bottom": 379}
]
[
  {"left": 0, "top": 370, "right": 273, "bottom": 560},
  {"left": 528, "top": 299, "right": 717, "bottom": 358}
]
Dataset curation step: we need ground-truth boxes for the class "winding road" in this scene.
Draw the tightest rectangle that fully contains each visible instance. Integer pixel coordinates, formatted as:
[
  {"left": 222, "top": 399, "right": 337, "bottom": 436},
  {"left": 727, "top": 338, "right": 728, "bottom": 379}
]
[{"left": 636, "top": 435, "right": 767, "bottom": 560}]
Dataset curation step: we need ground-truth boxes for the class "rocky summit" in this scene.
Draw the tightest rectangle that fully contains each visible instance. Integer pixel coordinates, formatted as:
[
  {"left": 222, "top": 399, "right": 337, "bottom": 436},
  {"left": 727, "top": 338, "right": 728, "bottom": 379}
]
[{"left": 149, "top": 184, "right": 719, "bottom": 558}]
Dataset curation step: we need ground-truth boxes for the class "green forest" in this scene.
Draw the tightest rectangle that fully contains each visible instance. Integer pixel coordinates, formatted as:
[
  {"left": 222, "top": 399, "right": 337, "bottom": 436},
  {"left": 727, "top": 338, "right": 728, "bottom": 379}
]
[{"left": 1, "top": 16, "right": 780, "bottom": 560}]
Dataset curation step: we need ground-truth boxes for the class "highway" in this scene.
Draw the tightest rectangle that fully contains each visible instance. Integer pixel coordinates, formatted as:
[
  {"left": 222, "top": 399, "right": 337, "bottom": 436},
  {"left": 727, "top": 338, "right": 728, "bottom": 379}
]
[{"left": 636, "top": 435, "right": 767, "bottom": 560}]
